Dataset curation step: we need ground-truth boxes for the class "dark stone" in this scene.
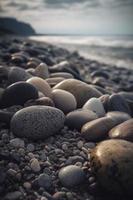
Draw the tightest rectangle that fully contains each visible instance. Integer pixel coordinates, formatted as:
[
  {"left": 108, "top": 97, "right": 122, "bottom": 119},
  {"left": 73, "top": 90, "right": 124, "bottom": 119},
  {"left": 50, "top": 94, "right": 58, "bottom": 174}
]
[{"left": 0, "top": 82, "right": 38, "bottom": 108}]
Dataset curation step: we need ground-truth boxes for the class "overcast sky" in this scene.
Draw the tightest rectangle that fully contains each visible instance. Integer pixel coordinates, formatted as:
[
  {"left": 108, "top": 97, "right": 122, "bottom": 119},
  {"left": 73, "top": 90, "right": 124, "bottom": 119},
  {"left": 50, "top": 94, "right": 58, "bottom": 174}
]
[{"left": 1, "top": 0, "right": 133, "bottom": 35}]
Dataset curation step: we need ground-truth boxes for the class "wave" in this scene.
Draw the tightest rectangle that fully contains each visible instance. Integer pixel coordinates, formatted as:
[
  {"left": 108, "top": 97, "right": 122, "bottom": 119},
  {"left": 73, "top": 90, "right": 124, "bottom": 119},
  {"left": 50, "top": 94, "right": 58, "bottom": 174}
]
[{"left": 31, "top": 35, "right": 133, "bottom": 49}]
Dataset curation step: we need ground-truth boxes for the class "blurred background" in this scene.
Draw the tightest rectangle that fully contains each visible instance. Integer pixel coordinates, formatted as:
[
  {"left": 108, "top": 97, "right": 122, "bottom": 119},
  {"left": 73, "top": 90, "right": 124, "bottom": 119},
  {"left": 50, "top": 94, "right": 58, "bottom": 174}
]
[{"left": 0, "top": 0, "right": 133, "bottom": 68}]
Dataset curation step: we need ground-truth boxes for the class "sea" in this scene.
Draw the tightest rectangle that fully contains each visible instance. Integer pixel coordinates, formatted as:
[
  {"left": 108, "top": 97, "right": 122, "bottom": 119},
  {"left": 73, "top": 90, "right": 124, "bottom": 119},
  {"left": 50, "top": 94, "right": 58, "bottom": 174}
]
[{"left": 30, "top": 35, "right": 133, "bottom": 69}]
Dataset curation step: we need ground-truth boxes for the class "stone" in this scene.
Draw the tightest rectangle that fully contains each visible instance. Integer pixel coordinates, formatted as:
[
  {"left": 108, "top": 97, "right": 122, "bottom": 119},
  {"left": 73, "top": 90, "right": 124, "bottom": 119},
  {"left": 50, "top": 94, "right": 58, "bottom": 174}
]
[
  {"left": 10, "top": 138, "right": 25, "bottom": 148},
  {"left": 50, "top": 72, "right": 74, "bottom": 79},
  {"left": 91, "top": 70, "right": 109, "bottom": 79},
  {"left": 46, "top": 77, "right": 65, "bottom": 88},
  {"left": 99, "top": 94, "right": 110, "bottom": 112},
  {"left": 106, "top": 111, "right": 131, "bottom": 124},
  {"left": 27, "top": 144, "right": 35, "bottom": 152},
  {"left": 8, "top": 66, "right": 31, "bottom": 84},
  {"left": 11, "top": 106, "right": 65, "bottom": 140},
  {"left": 53, "top": 79, "right": 102, "bottom": 108},
  {"left": 24, "top": 97, "right": 55, "bottom": 107},
  {"left": 65, "top": 109, "right": 97, "bottom": 131},
  {"left": 37, "top": 173, "right": 52, "bottom": 190},
  {"left": 108, "top": 94, "right": 131, "bottom": 115},
  {"left": 52, "top": 89, "right": 77, "bottom": 114},
  {"left": 58, "top": 165, "right": 85, "bottom": 187},
  {"left": 109, "top": 119, "right": 133, "bottom": 141},
  {"left": 81, "top": 117, "right": 116, "bottom": 142},
  {"left": 5, "top": 191, "right": 22, "bottom": 200},
  {"left": 90, "top": 139, "right": 133, "bottom": 196},
  {"left": 0, "top": 82, "right": 38, "bottom": 108},
  {"left": 0, "top": 110, "right": 13, "bottom": 125},
  {"left": 83, "top": 97, "right": 105, "bottom": 117},
  {"left": 27, "top": 77, "right": 52, "bottom": 98},
  {"left": 35, "top": 63, "right": 49, "bottom": 79},
  {"left": 30, "top": 158, "right": 41, "bottom": 172}
]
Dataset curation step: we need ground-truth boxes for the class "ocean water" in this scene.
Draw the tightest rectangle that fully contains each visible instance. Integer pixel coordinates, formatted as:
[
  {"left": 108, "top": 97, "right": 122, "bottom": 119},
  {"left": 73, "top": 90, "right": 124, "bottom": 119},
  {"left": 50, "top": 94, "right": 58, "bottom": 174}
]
[{"left": 30, "top": 35, "right": 133, "bottom": 69}]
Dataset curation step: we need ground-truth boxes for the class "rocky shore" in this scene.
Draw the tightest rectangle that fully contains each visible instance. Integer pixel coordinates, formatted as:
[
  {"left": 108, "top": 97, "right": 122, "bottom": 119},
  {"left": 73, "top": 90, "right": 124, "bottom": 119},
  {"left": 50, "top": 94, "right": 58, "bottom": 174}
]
[{"left": 0, "top": 36, "right": 133, "bottom": 200}]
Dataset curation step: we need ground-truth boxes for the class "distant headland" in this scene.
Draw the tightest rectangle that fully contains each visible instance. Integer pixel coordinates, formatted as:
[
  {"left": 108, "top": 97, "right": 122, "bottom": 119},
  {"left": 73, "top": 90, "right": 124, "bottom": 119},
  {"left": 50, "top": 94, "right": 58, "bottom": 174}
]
[{"left": 0, "top": 17, "right": 36, "bottom": 36}]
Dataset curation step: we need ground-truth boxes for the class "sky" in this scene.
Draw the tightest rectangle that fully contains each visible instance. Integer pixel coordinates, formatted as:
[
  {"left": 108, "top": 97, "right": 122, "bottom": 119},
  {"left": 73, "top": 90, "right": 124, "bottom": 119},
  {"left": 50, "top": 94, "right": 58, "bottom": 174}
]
[{"left": 0, "top": 0, "right": 133, "bottom": 35}]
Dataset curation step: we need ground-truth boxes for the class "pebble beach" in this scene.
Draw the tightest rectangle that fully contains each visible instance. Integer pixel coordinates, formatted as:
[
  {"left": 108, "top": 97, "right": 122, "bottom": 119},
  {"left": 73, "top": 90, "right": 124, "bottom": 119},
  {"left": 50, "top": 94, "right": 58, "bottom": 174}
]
[{"left": 0, "top": 36, "right": 133, "bottom": 200}]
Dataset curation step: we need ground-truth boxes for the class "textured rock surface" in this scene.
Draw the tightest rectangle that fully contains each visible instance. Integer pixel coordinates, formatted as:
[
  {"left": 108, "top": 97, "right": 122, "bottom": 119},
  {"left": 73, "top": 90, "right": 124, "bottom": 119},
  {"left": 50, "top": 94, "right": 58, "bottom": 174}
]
[
  {"left": 11, "top": 106, "right": 65, "bottom": 140},
  {"left": 90, "top": 139, "right": 133, "bottom": 196}
]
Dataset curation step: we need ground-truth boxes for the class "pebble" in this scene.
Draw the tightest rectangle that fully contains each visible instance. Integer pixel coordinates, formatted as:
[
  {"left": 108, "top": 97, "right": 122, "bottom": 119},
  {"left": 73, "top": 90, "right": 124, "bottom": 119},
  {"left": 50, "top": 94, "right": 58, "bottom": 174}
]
[
  {"left": 81, "top": 117, "right": 115, "bottom": 141},
  {"left": 27, "top": 76, "right": 52, "bottom": 98},
  {"left": 58, "top": 165, "right": 85, "bottom": 187},
  {"left": 108, "top": 94, "right": 131, "bottom": 114},
  {"left": 0, "top": 81, "right": 38, "bottom": 108},
  {"left": 106, "top": 111, "right": 131, "bottom": 124},
  {"left": 30, "top": 158, "right": 41, "bottom": 172},
  {"left": 53, "top": 79, "right": 102, "bottom": 107},
  {"left": 90, "top": 139, "right": 133, "bottom": 195},
  {"left": 8, "top": 66, "right": 31, "bottom": 84},
  {"left": 5, "top": 191, "right": 22, "bottom": 200},
  {"left": 27, "top": 144, "right": 35, "bottom": 152},
  {"left": 23, "top": 182, "right": 32, "bottom": 190},
  {"left": 50, "top": 72, "right": 74, "bottom": 79},
  {"left": 46, "top": 77, "right": 65, "bottom": 87},
  {"left": 37, "top": 173, "right": 52, "bottom": 190},
  {"left": 77, "top": 140, "right": 84, "bottom": 149},
  {"left": 109, "top": 118, "right": 133, "bottom": 141},
  {"left": 83, "top": 97, "right": 105, "bottom": 117},
  {"left": 34, "top": 62, "right": 49, "bottom": 79},
  {"left": 11, "top": 106, "right": 65, "bottom": 140},
  {"left": 65, "top": 109, "right": 98, "bottom": 131},
  {"left": 24, "top": 96, "right": 55, "bottom": 107},
  {"left": 52, "top": 89, "right": 77, "bottom": 114},
  {"left": 10, "top": 138, "right": 25, "bottom": 148}
]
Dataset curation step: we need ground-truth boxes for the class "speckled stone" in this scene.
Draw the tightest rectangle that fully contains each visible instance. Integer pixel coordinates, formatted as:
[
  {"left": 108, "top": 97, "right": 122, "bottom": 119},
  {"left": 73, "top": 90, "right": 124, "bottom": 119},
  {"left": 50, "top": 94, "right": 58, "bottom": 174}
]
[
  {"left": 58, "top": 165, "right": 85, "bottom": 187},
  {"left": 83, "top": 97, "right": 105, "bottom": 117},
  {"left": 109, "top": 119, "right": 133, "bottom": 141},
  {"left": 52, "top": 89, "right": 77, "bottom": 114},
  {"left": 53, "top": 79, "right": 102, "bottom": 108},
  {"left": 0, "top": 82, "right": 38, "bottom": 108},
  {"left": 11, "top": 106, "right": 65, "bottom": 140},
  {"left": 65, "top": 109, "right": 98, "bottom": 131},
  {"left": 90, "top": 139, "right": 133, "bottom": 196},
  {"left": 26, "top": 77, "right": 52, "bottom": 98},
  {"left": 81, "top": 117, "right": 115, "bottom": 141},
  {"left": 8, "top": 66, "right": 31, "bottom": 84}
]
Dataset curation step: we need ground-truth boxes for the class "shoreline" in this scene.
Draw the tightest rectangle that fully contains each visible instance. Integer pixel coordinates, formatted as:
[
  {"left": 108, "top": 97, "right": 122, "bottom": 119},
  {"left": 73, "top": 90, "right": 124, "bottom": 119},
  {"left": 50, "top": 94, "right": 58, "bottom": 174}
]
[{"left": 0, "top": 36, "right": 133, "bottom": 200}]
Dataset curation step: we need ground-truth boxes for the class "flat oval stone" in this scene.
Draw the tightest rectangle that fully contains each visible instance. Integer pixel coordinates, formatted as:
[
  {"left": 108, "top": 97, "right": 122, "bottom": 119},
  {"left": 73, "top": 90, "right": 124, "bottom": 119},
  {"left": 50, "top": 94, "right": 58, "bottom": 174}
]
[
  {"left": 58, "top": 165, "right": 85, "bottom": 187},
  {"left": 81, "top": 117, "right": 115, "bottom": 141},
  {"left": 53, "top": 79, "right": 102, "bottom": 108},
  {"left": 83, "top": 97, "right": 105, "bottom": 117},
  {"left": 106, "top": 111, "right": 131, "bottom": 124},
  {"left": 108, "top": 94, "right": 131, "bottom": 115},
  {"left": 109, "top": 119, "right": 133, "bottom": 141},
  {"left": 24, "top": 97, "right": 55, "bottom": 107},
  {"left": 50, "top": 72, "right": 74, "bottom": 79},
  {"left": 11, "top": 106, "right": 65, "bottom": 140},
  {"left": 46, "top": 77, "right": 65, "bottom": 88},
  {"left": 8, "top": 67, "right": 31, "bottom": 84},
  {"left": 0, "top": 82, "right": 38, "bottom": 108},
  {"left": 52, "top": 89, "right": 77, "bottom": 114},
  {"left": 65, "top": 109, "right": 98, "bottom": 131},
  {"left": 26, "top": 77, "right": 52, "bottom": 98},
  {"left": 90, "top": 139, "right": 133, "bottom": 195}
]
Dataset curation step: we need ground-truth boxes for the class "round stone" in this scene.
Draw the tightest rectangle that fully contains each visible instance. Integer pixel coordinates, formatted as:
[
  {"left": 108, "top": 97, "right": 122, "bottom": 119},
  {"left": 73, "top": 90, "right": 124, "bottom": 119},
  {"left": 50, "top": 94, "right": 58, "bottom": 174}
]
[
  {"left": 53, "top": 79, "right": 102, "bottom": 108},
  {"left": 83, "top": 97, "right": 105, "bottom": 117},
  {"left": 34, "top": 63, "right": 49, "bottom": 79},
  {"left": 11, "top": 106, "right": 65, "bottom": 140},
  {"left": 8, "top": 66, "right": 31, "bottom": 84},
  {"left": 58, "top": 165, "right": 85, "bottom": 187},
  {"left": 10, "top": 138, "right": 25, "bottom": 148},
  {"left": 90, "top": 139, "right": 133, "bottom": 195},
  {"left": 65, "top": 109, "right": 97, "bottom": 131},
  {"left": 26, "top": 77, "right": 52, "bottom": 98},
  {"left": 109, "top": 119, "right": 133, "bottom": 141},
  {"left": 0, "top": 82, "right": 38, "bottom": 108},
  {"left": 37, "top": 173, "right": 52, "bottom": 190},
  {"left": 108, "top": 94, "right": 131, "bottom": 115},
  {"left": 81, "top": 117, "right": 116, "bottom": 141},
  {"left": 52, "top": 89, "right": 77, "bottom": 114}
]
